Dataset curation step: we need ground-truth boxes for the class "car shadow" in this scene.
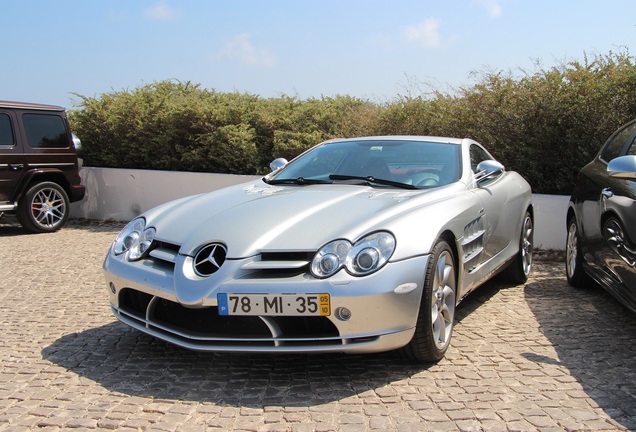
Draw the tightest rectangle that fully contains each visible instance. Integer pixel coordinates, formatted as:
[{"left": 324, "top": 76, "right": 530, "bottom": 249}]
[
  {"left": 40, "top": 272, "right": 505, "bottom": 408},
  {"left": 41, "top": 321, "right": 435, "bottom": 407},
  {"left": 0, "top": 215, "right": 31, "bottom": 236},
  {"left": 523, "top": 269, "right": 636, "bottom": 428},
  {"left": 0, "top": 224, "right": 29, "bottom": 236},
  {"left": 0, "top": 215, "right": 124, "bottom": 236}
]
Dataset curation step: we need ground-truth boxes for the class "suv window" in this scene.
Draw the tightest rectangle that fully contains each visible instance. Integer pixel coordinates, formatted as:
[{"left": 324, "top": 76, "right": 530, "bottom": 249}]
[
  {"left": 601, "top": 121, "right": 636, "bottom": 162},
  {"left": 23, "top": 113, "right": 69, "bottom": 148},
  {"left": 0, "top": 113, "right": 14, "bottom": 146}
]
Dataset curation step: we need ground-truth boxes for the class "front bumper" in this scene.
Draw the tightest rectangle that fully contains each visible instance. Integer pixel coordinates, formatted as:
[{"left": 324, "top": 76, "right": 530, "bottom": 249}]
[{"left": 104, "top": 252, "right": 429, "bottom": 354}]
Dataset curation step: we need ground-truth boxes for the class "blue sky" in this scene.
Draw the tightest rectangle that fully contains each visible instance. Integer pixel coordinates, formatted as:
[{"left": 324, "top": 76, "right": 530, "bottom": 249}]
[{"left": 2, "top": 1, "right": 634, "bottom": 109}]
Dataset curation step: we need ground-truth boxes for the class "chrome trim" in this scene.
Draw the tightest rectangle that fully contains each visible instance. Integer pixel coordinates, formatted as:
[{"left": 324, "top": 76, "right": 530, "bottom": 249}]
[
  {"left": 28, "top": 162, "right": 75, "bottom": 168},
  {"left": 0, "top": 203, "right": 16, "bottom": 211},
  {"left": 148, "top": 248, "right": 178, "bottom": 263},
  {"left": 241, "top": 260, "right": 309, "bottom": 270}
]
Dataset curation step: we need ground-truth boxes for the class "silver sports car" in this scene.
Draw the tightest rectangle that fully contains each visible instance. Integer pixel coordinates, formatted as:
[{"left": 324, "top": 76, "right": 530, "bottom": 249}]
[{"left": 103, "top": 136, "right": 533, "bottom": 362}]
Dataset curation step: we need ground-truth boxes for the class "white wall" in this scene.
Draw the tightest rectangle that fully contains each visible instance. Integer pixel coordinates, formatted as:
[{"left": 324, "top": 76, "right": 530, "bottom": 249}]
[
  {"left": 70, "top": 167, "right": 259, "bottom": 222},
  {"left": 70, "top": 167, "right": 569, "bottom": 250}
]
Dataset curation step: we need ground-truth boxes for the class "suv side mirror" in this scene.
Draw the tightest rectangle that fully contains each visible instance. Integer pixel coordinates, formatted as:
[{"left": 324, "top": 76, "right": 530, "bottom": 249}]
[{"left": 474, "top": 160, "right": 504, "bottom": 183}]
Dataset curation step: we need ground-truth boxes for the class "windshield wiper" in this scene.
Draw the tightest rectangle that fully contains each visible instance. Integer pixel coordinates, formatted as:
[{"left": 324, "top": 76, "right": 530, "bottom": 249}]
[
  {"left": 264, "top": 177, "right": 333, "bottom": 186},
  {"left": 329, "top": 174, "right": 418, "bottom": 190}
]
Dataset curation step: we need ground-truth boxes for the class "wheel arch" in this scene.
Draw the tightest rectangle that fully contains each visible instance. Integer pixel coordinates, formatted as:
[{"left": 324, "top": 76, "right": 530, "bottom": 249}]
[
  {"left": 13, "top": 169, "right": 71, "bottom": 203},
  {"left": 526, "top": 203, "right": 535, "bottom": 222},
  {"left": 600, "top": 209, "right": 621, "bottom": 228},
  {"left": 566, "top": 201, "right": 578, "bottom": 225}
]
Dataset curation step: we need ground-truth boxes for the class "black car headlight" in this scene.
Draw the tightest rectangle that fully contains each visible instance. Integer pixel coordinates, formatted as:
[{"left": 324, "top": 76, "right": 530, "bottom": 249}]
[
  {"left": 113, "top": 217, "right": 156, "bottom": 261},
  {"left": 311, "top": 232, "right": 396, "bottom": 278}
]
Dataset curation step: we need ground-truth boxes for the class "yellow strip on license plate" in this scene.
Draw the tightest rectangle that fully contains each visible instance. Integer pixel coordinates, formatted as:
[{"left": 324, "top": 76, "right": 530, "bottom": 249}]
[{"left": 218, "top": 293, "right": 330, "bottom": 316}]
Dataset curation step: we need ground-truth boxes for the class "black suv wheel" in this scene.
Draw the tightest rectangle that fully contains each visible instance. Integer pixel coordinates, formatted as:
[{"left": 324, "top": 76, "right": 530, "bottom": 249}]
[{"left": 16, "top": 181, "right": 70, "bottom": 233}]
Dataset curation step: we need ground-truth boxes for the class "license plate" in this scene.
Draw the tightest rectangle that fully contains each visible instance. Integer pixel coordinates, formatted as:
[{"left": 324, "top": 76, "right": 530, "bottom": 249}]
[{"left": 217, "top": 293, "right": 331, "bottom": 316}]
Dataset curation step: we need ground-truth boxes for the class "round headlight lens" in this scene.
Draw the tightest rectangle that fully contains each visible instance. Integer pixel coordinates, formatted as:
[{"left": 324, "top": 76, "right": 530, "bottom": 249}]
[
  {"left": 354, "top": 247, "right": 379, "bottom": 272},
  {"left": 347, "top": 232, "right": 396, "bottom": 276},
  {"left": 311, "top": 239, "right": 350, "bottom": 278},
  {"left": 113, "top": 218, "right": 155, "bottom": 261},
  {"left": 319, "top": 253, "right": 340, "bottom": 274}
]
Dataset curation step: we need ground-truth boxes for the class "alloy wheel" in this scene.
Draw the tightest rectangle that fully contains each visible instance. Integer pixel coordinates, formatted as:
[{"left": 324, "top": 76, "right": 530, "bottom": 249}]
[{"left": 430, "top": 250, "right": 456, "bottom": 350}]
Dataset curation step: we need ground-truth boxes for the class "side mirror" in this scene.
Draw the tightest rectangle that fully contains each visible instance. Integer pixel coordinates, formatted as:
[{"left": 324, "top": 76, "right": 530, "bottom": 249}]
[
  {"left": 269, "top": 158, "right": 288, "bottom": 172},
  {"left": 608, "top": 155, "right": 636, "bottom": 179},
  {"left": 474, "top": 160, "right": 505, "bottom": 183}
]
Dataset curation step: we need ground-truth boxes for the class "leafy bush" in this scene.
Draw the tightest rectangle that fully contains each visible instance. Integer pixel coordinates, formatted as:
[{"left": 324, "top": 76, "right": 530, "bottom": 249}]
[{"left": 69, "top": 50, "right": 636, "bottom": 194}]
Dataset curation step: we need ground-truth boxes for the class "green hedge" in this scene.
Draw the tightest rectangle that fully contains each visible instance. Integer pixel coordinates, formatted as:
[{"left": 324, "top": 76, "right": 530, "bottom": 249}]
[{"left": 69, "top": 50, "right": 636, "bottom": 195}]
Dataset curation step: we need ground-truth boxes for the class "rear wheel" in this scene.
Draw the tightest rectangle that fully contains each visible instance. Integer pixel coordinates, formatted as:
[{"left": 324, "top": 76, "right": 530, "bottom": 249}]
[
  {"left": 565, "top": 216, "right": 592, "bottom": 287},
  {"left": 17, "top": 181, "right": 70, "bottom": 233},
  {"left": 502, "top": 211, "right": 533, "bottom": 284},
  {"left": 399, "top": 239, "right": 456, "bottom": 362}
]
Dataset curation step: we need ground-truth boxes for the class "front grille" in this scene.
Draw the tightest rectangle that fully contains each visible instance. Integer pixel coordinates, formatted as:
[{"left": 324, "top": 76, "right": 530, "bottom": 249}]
[
  {"left": 146, "top": 240, "right": 180, "bottom": 270},
  {"left": 260, "top": 251, "right": 315, "bottom": 262},
  {"left": 117, "top": 288, "right": 348, "bottom": 349},
  {"left": 239, "top": 251, "right": 315, "bottom": 278}
]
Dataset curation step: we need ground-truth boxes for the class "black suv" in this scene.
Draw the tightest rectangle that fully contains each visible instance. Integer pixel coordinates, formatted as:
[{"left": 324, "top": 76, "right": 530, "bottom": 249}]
[{"left": 0, "top": 101, "right": 85, "bottom": 232}]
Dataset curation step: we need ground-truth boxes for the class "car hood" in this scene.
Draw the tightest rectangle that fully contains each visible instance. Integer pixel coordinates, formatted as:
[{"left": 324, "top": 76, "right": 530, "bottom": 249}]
[{"left": 144, "top": 179, "right": 465, "bottom": 258}]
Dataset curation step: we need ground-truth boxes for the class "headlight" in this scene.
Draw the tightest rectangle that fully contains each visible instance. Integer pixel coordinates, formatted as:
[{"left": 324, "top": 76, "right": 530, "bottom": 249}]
[
  {"left": 311, "top": 232, "right": 396, "bottom": 278},
  {"left": 113, "top": 217, "right": 156, "bottom": 261}
]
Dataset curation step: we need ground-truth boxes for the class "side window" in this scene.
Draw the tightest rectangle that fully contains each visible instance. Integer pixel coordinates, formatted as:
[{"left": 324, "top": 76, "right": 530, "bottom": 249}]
[
  {"left": 22, "top": 113, "right": 70, "bottom": 148},
  {"left": 627, "top": 137, "right": 636, "bottom": 156},
  {"left": 0, "top": 113, "right": 15, "bottom": 146},
  {"left": 470, "top": 144, "right": 492, "bottom": 173},
  {"left": 601, "top": 121, "right": 636, "bottom": 162}
]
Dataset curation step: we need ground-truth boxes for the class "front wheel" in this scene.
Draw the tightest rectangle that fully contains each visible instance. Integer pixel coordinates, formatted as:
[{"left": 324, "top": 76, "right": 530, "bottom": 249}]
[
  {"left": 398, "top": 239, "right": 456, "bottom": 362},
  {"left": 16, "top": 181, "right": 70, "bottom": 233}
]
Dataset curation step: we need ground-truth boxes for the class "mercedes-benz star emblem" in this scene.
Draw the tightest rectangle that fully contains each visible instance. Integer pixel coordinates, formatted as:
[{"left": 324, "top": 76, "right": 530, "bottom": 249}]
[{"left": 193, "top": 243, "right": 227, "bottom": 276}]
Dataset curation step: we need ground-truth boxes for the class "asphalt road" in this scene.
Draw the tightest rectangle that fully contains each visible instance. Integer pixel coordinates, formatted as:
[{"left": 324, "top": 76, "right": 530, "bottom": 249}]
[{"left": 1, "top": 216, "right": 635, "bottom": 431}]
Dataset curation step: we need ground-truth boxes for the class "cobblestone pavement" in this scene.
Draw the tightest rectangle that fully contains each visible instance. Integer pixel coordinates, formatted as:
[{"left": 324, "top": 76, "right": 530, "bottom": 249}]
[{"left": 1, "top": 216, "right": 635, "bottom": 432}]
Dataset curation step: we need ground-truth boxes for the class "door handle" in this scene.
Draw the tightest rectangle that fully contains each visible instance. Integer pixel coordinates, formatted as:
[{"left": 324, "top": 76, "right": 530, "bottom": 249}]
[{"left": 9, "top": 164, "right": 24, "bottom": 170}]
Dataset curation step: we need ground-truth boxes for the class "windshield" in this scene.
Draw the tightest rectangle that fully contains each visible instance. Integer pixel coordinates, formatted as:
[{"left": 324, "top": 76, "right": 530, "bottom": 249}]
[{"left": 269, "top": 139, "right": 462, "bottom": 188}]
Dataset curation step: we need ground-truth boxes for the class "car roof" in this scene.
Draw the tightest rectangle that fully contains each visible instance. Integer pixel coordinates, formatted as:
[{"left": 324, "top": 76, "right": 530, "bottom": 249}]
[
  {"left": 323, "top": 135, "right": 466, "bottom": 145},
  {"left": 0, "top": 100, "right": 65, "bottom": 111}
]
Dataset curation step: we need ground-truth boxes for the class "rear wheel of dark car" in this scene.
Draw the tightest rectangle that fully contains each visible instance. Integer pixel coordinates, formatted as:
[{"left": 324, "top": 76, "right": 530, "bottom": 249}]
[
  {"left": 399, "top": 239, "right": 456, "bottom": 363},
  {"left": 565, "top": 216, "right": 592, "bottom": 287},
  {"left": 17, "top": 181, "right": 70, "bottom": 233}
]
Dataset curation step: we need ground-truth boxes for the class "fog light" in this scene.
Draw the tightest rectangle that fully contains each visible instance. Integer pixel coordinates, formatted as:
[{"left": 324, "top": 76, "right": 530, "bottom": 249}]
[
  {"left": 335, "top": 307, "right": 352, "bottom": 321},
  {"left": 109, "top": 282, "right": 116, "bottom": 294}
]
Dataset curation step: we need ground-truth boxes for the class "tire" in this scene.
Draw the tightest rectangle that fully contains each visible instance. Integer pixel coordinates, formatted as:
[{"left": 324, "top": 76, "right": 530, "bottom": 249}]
[
  {"left": 565, "top": 216, "right": 592, "bottom": 287},
  {"left": 16, "top": 181, "right": 70, "bottom": 233},
  {"left": 399, "top": 239, "right": 456, "bottom": 362},
  {"left": 502, "top": 211, "right": 534, "bottom": 284}
]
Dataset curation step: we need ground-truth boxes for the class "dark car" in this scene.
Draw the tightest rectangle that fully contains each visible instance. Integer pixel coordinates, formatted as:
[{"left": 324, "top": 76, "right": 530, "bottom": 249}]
[
  {"left": 566, "top": 118, "right": 636, "bottom": 313},
  {"left": 0, "top": 101, "right": 85, "bottom": 232}
]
